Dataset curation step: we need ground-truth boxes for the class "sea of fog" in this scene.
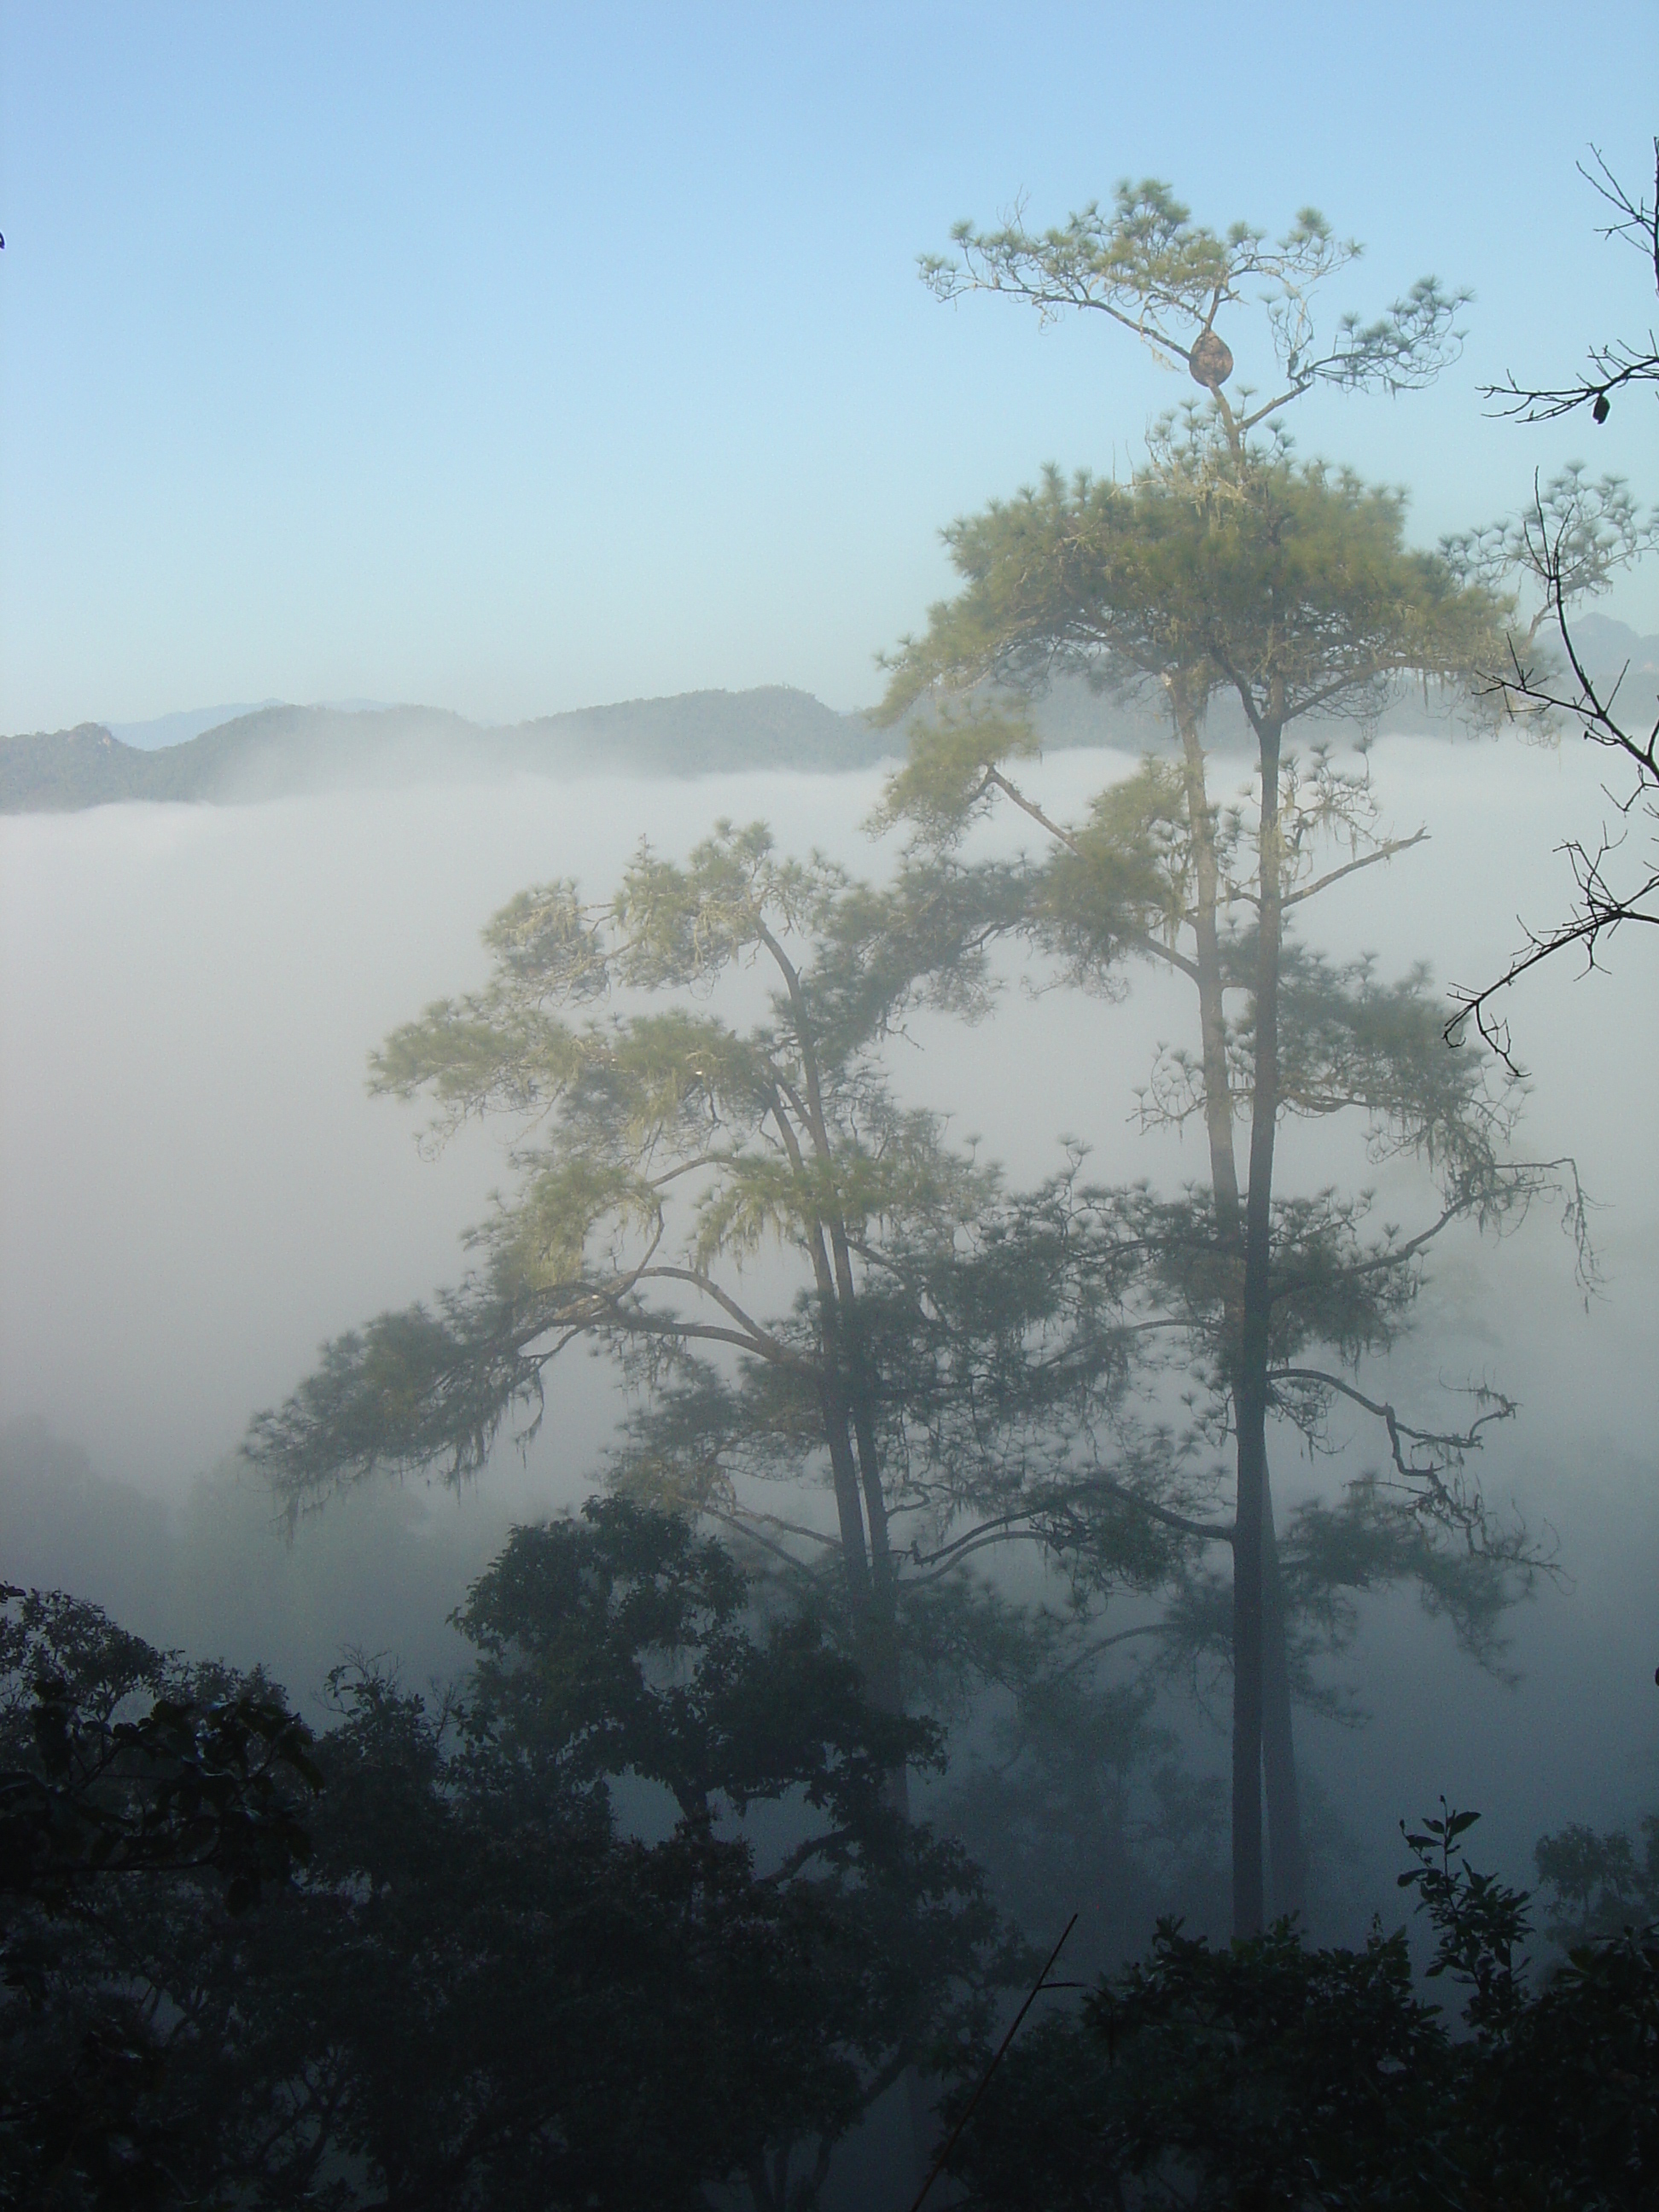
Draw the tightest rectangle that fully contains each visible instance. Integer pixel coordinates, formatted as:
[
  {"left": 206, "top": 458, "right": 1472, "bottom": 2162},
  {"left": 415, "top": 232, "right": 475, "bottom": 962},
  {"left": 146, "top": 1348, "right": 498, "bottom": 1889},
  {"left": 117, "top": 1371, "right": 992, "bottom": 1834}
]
[{"left": 3, "top": 732, "right": 1656, "bottom": 1925}]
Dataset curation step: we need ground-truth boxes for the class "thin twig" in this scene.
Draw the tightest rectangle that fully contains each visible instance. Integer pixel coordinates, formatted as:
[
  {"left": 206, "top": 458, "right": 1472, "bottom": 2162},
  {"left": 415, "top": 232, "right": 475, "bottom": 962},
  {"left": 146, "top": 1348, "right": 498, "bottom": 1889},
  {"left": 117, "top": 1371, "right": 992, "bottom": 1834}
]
[{"left": 909, "top": 1913, "right": 1080, "bottom": 2212}]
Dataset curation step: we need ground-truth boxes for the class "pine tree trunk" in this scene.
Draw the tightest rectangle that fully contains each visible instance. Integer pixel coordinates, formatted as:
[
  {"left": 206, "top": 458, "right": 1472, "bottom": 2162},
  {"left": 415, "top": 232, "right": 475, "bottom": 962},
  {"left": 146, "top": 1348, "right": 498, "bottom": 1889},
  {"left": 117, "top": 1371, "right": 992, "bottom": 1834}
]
[
  {"left": 1231, "top": 1421, "right": 1267, "bottom": 1933},
  {"left": 1260, "top": 1463, "right": 1305, "bottom": 1918},
  {"left": 1173, "top": 690, "right": 1302, "bottom": 1934},
  {"left": 1233, "top": 716, "right": 1285, "bottom": 1936},
  {"left": 826, "top": 1223, "right": 933, "bottom": 2179}
]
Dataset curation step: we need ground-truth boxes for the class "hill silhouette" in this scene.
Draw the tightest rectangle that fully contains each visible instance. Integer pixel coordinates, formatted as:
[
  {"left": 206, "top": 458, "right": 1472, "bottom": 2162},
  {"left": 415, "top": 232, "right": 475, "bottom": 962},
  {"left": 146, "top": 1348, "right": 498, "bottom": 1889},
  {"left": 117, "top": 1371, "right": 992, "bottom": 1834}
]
[
  {"left": 5, "top": 617, "right": 1652, "bottom": 813},
  {"left": 0, "top": 688, "right": 893, "bottom": 812}
]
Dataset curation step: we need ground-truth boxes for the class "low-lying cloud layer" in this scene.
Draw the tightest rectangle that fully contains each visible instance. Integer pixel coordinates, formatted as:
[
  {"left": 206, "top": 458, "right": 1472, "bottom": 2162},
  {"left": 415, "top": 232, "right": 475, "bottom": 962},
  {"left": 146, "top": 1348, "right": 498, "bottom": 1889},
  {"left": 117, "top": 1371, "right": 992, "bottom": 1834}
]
[{"left": 3, "top": 732, "right": 1655, "bottom": 1906}]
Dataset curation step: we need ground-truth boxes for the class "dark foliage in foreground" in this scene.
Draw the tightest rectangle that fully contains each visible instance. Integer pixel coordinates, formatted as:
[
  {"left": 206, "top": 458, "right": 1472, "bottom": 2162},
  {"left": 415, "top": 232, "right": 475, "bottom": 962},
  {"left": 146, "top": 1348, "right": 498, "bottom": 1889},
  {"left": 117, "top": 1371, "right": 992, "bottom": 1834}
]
[
  {"left": 946, "top": 1804, "right": 1659, "bottom": 2210},
  {"left": 7, "top": 1528, "right": 1657, "bottom": 2210},
  {"left": 0, "top": 1507, "right": 1016, "bottom": 2211}
]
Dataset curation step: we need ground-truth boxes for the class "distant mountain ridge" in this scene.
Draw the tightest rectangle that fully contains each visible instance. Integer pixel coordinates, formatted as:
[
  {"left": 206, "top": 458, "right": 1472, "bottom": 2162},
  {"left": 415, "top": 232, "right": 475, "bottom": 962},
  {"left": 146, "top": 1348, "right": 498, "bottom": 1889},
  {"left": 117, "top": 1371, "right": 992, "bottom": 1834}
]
[
  {"left": 6, "top": 617, "right": 1653, "bottom": 814},
  {"left": 108, "top": 700, "right": 286, "bottom": 750},
  {"left": 0, "top": 687, "right": 896, "bottom": 813}
]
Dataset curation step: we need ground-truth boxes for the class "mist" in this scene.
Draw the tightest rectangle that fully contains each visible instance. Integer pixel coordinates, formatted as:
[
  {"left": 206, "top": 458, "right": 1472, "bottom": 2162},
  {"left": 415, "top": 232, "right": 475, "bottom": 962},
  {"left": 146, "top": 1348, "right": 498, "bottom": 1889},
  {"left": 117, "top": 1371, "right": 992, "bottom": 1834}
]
[
  {"left": 6, "top": 11, "right": 1659, "bottom": 2196},
  {"left": 4, "top": 735, "right": 1655, "bottom": 1887}
]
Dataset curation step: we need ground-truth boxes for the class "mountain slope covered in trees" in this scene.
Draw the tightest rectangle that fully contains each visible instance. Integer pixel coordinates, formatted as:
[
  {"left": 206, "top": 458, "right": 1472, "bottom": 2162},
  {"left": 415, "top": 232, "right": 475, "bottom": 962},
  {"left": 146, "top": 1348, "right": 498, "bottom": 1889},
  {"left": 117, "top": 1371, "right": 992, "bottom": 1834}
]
[
  {"left": 0, "top": 688, "right": 890, "bottom": 812},
  {"left": 9, "top": 617, "right": 1651, "bottom": 815}
]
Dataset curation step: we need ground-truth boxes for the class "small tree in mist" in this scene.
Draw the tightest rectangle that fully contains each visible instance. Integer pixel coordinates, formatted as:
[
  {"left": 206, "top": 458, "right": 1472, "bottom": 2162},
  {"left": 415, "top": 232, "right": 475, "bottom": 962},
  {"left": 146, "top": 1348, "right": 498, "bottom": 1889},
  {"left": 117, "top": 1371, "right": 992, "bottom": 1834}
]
[
  {"left": 250, "top": 828, "right": 972, "bottom": 1691},
  {"left": 451, "top": 1499, "right": 1021, "bottom": 2206},
  {"left": 881, "top": 180, "right": 1581, "bottom": 1932},
  {"left": 245, "top": 826, "right": 1173, "bottom": 1767}
]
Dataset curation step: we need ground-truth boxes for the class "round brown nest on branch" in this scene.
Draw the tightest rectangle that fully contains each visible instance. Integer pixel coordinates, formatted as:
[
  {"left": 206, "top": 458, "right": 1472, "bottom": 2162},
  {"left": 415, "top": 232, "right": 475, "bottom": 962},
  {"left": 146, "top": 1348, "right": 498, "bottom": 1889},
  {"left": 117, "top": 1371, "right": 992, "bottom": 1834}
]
[{"left": 1187, "top": 330, "right": 1234, "bottom": 389}]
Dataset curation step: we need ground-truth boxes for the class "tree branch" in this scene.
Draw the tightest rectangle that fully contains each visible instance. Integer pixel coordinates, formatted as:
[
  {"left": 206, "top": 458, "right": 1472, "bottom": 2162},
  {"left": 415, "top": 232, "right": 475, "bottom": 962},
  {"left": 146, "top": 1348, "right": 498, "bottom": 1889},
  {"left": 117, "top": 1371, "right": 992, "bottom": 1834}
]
[
  {"left": 1281, "top": 830, "right": 1429, "bottom": 910},
  {"left": 1270, "top": 1365, "right": 1516, "bottom": 1480}
]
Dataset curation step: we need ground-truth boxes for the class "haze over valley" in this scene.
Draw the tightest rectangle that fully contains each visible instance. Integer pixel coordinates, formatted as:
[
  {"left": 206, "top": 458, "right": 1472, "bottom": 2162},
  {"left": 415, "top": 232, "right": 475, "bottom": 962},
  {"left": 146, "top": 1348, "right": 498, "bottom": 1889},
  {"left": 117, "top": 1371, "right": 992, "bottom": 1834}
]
[
  {"left": 3, "top": 8, "right": 1656, "bottom": 2203},
  {"left": 5, "top": 725, "right": 1655, "bottom": 1884}
]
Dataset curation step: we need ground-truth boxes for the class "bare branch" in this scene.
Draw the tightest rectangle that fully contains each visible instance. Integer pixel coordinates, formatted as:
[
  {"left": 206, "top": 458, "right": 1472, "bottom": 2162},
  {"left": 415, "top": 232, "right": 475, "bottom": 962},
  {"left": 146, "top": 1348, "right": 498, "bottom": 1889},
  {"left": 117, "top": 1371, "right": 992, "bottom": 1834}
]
[
  {"left": 1271, "top": 1365, "right": 1516, "bottom": 1481},
  {"left": 1448, "top": 480, "right": 1659, "bottom": 1065},
  {"left": 1481, "top": 137, "right": 1659, "bottom": 425},
  {"left": 1280, "top": 829, "right": 1429, "bottom": 910}
]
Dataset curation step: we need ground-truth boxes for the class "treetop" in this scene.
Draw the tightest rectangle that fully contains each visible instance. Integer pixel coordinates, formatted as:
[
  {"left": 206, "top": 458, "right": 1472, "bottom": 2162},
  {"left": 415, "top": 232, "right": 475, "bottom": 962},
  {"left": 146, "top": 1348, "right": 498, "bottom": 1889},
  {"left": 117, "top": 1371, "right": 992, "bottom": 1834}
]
[
  {"left": 922, "top": 179, "right": 1469, "bottom": 445},
  {"left": 877, "top": 444, "right": 1509, "bottom": 741}
]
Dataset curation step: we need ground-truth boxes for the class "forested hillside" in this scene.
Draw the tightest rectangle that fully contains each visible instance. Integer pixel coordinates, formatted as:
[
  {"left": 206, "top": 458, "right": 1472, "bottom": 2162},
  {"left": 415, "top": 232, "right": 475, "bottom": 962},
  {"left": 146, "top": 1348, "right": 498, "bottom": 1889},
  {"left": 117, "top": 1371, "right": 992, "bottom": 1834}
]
[
  {"left": 10, "top": 618, "right": 1654, "bottom": 814},
  {"left": 0, "top": 687, "right": 889, "bottom": 812}
]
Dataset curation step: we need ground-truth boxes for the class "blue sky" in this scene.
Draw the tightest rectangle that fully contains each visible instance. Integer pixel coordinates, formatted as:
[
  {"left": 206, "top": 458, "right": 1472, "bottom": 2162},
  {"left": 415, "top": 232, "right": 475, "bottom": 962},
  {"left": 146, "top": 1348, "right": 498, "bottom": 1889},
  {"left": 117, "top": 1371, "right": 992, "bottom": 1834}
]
[{"left": 2, "top": 1, "right": 1655, "bottom": 730}]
